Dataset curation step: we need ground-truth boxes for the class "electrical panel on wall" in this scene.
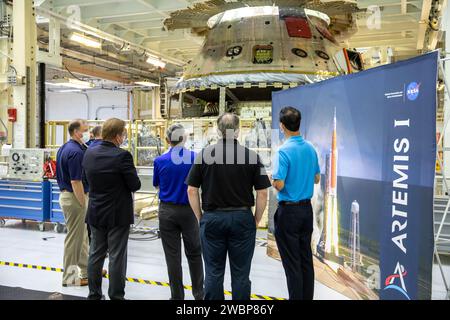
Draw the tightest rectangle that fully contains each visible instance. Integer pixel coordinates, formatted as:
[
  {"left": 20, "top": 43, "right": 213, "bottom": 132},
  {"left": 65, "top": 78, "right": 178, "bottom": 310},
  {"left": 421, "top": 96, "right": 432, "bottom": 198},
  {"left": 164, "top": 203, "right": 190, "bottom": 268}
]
[{"left": 7, "top": 149, "right": 49, "bottom": 181}]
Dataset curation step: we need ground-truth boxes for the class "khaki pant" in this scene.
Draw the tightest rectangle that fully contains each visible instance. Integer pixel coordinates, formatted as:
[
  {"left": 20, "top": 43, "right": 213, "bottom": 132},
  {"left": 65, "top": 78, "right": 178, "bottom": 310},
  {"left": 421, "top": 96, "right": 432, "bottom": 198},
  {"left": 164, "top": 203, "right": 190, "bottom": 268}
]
[{"left": 60, "top": 191, "right": 89, "bottom": 285}]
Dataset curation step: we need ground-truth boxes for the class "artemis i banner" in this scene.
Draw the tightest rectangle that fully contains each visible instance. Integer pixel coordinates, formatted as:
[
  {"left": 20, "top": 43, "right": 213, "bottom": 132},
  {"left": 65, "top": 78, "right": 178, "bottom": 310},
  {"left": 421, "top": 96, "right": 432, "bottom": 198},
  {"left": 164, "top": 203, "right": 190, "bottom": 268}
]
[{"left": 271, "top": 51, "right": 438, "bottom": 300}]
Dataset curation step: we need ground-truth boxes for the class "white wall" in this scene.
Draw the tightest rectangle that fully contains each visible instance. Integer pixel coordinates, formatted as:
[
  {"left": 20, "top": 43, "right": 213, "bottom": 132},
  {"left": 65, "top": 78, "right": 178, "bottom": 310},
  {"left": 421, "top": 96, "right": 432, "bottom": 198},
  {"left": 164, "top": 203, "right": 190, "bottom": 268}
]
[{"left": 45, "top": 89, "right": 129, "bottom": 121}]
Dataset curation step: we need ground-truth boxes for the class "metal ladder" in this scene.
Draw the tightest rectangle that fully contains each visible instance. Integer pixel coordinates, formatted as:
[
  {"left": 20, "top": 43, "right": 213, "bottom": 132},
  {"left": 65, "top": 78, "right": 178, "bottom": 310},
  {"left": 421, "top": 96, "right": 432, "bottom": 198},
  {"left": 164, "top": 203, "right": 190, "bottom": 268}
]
[{"left": 434, "top": 194, "right": 450, "bottom": 254}]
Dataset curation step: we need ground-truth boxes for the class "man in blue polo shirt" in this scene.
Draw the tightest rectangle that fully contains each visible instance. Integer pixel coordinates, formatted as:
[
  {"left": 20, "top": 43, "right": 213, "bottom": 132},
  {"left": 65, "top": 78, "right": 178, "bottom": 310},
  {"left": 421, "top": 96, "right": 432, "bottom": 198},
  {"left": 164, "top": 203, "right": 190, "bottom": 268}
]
[
  {"left": 272, "top": 106, "right": 320, "bottom": 300},
  {"left": 153, "top": 123, "right": 204, "bottom": 300},
  {"left": 56, "top": 119, "right": 91, "bottom": 287}
]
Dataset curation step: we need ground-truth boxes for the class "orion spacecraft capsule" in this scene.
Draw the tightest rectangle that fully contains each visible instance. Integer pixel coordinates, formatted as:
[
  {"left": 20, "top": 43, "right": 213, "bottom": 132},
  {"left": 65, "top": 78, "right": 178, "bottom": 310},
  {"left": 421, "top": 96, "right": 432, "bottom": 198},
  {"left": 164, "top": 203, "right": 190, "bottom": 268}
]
[{"left": 164, "top": 1, "right": 359, "bottom": 97}]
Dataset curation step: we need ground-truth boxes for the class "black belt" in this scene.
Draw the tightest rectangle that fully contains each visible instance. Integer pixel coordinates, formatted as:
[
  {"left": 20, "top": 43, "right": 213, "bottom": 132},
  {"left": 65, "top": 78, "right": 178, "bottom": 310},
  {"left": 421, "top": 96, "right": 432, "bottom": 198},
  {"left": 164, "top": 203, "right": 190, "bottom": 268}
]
[
  {"left": 279, "top": 200, "right": 311, "bottom": 206},
  {"left": 213, "top": 206, "right": 251, "bottom": 212},
  {"left": 160, "top": 201, "right": 189, "bottom": 206}
]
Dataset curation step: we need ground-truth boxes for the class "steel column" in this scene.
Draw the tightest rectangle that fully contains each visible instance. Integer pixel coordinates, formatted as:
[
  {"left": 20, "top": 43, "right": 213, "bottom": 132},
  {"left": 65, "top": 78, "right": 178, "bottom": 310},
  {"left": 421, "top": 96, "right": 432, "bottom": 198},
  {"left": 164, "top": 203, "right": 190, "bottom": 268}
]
[{"left": 12, "top": 0, "right": 37, "bottom": 148}]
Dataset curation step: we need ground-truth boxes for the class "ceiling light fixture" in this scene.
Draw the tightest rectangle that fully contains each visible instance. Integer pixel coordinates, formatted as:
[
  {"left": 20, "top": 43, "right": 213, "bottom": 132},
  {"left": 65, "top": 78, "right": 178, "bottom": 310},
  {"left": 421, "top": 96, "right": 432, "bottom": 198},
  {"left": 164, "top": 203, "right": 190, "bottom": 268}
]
[
  {"left": 56, "top": 89, "right": 83, "bottom": 93},
  {"left": 135, "top": 80, "right": 160, "bottom": 87},
  {"left": 46, "top": 78, "right": 95, "bottom": 89},
  {"left": 146, "top": 55, "right": 166, "bottom": 69},
  {"left": 70, "top": 33, "right": 102, "bottom": 49}
]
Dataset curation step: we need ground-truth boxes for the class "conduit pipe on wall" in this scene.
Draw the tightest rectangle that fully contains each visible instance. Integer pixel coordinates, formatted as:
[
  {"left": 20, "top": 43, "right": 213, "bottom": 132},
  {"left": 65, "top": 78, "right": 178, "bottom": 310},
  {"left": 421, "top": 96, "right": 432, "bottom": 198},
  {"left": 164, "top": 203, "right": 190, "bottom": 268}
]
[{"left": 95, "top": 106, "right": 128, "bottom": 120}]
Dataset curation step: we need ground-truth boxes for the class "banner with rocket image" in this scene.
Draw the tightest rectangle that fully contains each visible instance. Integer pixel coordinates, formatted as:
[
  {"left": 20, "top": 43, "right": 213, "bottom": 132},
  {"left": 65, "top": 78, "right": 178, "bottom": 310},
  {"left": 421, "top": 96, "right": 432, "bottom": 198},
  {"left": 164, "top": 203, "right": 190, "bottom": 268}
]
[{"left": 271, "top": 51, "right": 438, "bottom": 300}]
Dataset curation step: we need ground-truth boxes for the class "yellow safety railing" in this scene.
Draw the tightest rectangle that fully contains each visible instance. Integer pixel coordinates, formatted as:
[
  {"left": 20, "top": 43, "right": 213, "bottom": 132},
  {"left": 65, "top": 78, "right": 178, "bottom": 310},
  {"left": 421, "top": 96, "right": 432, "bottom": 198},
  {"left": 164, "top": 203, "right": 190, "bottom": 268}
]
[
  {"left": 45, "top": 120, "right": 134, "bottom": 159},
  {"left": 45, "top": 117, "right": 272, "bottom": 166}
]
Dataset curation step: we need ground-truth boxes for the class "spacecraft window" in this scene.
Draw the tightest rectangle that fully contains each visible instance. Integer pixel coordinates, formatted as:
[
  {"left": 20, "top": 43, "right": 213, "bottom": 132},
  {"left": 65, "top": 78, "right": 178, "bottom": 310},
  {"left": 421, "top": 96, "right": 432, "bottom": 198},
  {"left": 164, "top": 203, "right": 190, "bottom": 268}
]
[
  {"left": 315, "top": 50, "right": 330, "bottom": 60},
  {"left": 226, "top": 46, "right": 242, "bottom": 57},
  {"left": 265, "top": 21, "right": 270, "bottom": 25},
  {"left": 292, "top": 48, "right": 308, "bottom": 58}
]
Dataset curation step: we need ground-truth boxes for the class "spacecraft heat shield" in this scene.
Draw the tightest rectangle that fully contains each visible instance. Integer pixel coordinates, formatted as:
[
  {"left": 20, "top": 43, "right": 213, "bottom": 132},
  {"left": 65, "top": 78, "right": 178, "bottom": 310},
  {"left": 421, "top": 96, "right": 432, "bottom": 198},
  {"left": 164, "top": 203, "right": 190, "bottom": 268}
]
[{"left": 175, "top": 72, "right": 336, "bottom": 90}]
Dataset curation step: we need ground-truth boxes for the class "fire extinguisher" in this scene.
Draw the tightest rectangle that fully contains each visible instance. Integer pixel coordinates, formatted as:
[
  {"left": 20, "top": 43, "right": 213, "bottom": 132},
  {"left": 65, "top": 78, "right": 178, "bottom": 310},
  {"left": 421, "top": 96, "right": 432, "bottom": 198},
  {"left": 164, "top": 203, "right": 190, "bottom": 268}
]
[{"left": 7, "top": 108, "right": 17, "bottom": 122}]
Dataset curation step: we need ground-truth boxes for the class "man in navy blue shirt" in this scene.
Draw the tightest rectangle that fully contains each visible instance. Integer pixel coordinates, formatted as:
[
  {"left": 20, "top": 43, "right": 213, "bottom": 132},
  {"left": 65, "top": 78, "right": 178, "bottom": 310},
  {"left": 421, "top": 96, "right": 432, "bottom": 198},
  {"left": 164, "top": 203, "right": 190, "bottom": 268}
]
[
  {"left": 56, "top": 119, "right": 91, "bottom": 287},
  {"left": 86, "top": 125, "right": 102, "bottom": 148},
  {"left": 153, "top": 123, "right": 204, "bottom": 300}
]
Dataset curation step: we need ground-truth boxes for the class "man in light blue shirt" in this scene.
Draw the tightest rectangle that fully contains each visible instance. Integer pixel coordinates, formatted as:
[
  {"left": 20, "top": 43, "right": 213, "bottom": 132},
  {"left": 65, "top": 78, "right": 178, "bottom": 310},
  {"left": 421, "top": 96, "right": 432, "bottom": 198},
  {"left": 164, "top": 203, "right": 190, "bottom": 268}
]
[{"left": 272, "top": 106, "right": 320, "bottom": 300}]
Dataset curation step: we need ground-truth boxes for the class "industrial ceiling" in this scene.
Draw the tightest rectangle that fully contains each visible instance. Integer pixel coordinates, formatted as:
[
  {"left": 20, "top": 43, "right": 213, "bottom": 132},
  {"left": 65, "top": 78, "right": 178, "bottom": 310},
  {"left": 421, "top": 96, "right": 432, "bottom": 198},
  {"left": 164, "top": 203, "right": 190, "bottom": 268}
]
[{"left": 34, "top": 0, "right": 447, "bottom": 83}]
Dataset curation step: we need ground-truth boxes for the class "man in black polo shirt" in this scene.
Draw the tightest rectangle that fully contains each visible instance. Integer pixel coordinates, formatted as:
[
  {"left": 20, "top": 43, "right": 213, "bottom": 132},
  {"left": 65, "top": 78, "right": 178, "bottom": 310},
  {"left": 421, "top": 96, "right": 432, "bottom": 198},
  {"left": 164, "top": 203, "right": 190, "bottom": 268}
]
[{"left": 186, "top": 113, "right": 271, "bottom": 300}]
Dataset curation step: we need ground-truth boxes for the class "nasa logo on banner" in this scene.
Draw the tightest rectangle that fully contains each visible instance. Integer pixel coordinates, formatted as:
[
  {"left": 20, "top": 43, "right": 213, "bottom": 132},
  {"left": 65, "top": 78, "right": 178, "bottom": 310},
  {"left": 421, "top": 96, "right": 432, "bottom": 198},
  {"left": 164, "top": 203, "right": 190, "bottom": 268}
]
[{"left": 406, "top": 82, "right": 421, "bottom": 101}]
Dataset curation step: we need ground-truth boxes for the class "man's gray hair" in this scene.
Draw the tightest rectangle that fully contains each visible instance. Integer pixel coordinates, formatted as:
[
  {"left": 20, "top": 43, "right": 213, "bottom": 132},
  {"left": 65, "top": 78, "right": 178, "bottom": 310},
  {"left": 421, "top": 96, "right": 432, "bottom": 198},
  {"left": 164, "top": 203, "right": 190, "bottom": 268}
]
[
  {"left": 166, "top": 123, "right": 185, "bottom": 145},
  {"left": 217, "top": 113, "right": 240, "bottom": 139}
]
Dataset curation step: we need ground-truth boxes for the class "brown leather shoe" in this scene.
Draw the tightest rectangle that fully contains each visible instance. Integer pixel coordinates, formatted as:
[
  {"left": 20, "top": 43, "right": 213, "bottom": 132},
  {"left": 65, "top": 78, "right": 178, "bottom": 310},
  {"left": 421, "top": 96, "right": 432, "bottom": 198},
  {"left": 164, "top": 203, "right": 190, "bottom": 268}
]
[{"left": 62, "top": 278, "right": 88, "bottom": 287}]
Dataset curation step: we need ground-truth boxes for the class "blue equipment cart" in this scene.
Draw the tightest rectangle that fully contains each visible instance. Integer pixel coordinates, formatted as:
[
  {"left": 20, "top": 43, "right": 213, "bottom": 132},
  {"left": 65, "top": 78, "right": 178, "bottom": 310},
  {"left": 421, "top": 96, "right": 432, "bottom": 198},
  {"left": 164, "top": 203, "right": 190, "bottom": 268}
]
[
  {"left": 49, "top": 180, "right": 66, "bottom": 233},
  {"left": 0, "top": 179, "right": 50, "bottom": 231}
]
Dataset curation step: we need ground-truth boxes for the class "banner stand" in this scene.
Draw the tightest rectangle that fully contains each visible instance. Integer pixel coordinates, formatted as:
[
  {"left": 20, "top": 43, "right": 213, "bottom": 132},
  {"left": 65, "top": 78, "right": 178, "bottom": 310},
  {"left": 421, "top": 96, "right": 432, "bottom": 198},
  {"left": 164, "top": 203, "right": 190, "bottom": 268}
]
[{"left": 435, "top": 56, "right": 450, "bottom": 299}]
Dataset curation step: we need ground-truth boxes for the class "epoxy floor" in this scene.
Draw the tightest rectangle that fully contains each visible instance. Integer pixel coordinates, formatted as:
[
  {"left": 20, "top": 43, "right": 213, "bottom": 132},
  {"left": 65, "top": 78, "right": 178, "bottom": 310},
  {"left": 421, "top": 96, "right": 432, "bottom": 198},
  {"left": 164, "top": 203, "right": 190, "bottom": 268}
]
[{"left": 0, "top": 219, "right": 448, "bottom": 300}]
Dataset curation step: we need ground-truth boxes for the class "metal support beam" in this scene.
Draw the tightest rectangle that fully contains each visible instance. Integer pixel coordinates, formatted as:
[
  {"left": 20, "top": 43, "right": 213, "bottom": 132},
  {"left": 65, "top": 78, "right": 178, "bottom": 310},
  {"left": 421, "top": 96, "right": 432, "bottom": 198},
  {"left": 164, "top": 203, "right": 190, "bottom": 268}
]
[
  {"left": 12, "top": 0, "right": 37, "bottom": 148},
  {"left": 0, "top": 1, "right": 11, "bottom": 145},
  {"left": 37, "top": 18, "right": 62, "bottom": 67},
  {"left": 219, "top": 86, "right": 226, "bottom": 114},
  {"left": 417, "top": 0, "right": 433, "bottom": 49},
  {"left": 38, "top": 63, "right": 46, "bottom": 149},
  {"left": 225, "top": 88, "right": 239, "bottom": 103}
]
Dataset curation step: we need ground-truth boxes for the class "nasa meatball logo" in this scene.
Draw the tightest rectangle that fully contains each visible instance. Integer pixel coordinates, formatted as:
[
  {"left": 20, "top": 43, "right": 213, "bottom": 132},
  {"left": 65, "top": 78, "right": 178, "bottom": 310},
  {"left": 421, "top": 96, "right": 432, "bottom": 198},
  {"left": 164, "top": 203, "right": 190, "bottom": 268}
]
[{"left": 406, "top": 82, "right": 420, "bottom": 101}]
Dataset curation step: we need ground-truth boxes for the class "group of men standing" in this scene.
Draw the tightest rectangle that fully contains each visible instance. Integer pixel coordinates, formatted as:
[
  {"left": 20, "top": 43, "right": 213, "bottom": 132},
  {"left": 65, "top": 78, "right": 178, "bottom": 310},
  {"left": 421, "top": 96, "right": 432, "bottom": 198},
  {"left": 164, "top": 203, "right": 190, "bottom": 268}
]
[{"left": 56, "top": 106, "right": 320, "bottom": 301}]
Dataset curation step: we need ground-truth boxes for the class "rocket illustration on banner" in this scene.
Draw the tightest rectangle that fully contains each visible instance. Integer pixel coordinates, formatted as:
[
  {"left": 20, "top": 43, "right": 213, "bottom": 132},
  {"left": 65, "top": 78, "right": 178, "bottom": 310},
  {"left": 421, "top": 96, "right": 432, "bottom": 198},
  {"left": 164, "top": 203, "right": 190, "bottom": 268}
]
[{"left": 318, "top": 108, "right": 340, "bottom": 261}]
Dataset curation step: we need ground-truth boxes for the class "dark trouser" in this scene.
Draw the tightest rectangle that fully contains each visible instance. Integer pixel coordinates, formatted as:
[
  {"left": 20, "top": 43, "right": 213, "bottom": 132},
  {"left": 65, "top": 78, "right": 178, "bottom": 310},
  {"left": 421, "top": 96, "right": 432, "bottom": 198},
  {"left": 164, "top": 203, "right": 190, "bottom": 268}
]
[
  {"left": 87, "top": 224, "right": 91, "bottom": 244},
  {"left": 200, "top": 210, "right": 256, "bottom": 300},
  {"left": 87, "top": 224, "right": 130, "bottom": 300},
  {"left": 159, "top": 202, "right": 204, "bottom": 300},
  {"left": 274, "top": 203, "right": 315, "bottom": 300}
]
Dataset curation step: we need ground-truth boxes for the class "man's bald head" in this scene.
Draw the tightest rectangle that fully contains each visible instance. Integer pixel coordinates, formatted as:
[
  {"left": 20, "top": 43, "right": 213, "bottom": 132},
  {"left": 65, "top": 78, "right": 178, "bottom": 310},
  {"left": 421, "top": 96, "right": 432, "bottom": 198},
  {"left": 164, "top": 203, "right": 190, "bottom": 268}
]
[
  {"left": 68, "top": 119, "right": 88, "bottom": 137},
  {"left": 217, "top": 113, "right": 240, "bottom": 139}
]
